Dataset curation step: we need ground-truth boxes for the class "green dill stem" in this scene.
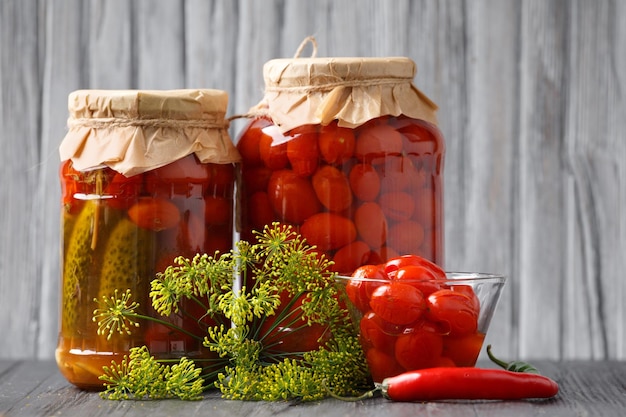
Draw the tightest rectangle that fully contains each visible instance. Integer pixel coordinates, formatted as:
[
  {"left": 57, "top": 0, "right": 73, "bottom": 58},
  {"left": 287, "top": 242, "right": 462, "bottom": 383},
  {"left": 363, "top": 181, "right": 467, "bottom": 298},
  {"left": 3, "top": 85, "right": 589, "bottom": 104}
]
[{"left": 126, "top": 313, "right": 205, "bottom": 342}]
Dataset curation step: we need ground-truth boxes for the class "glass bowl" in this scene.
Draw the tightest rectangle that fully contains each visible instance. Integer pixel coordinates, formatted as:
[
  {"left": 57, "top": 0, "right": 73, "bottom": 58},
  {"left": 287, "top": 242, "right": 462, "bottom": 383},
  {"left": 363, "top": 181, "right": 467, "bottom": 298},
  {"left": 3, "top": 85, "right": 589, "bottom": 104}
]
[{"left": 335, "top": 272, "right": 505, "bottom": 383}]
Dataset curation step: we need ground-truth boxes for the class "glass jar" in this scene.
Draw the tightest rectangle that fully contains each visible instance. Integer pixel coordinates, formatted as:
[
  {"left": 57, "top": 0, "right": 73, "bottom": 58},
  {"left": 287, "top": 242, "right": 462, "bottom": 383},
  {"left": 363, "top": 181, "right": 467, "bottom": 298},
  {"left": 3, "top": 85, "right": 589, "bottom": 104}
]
[
  {"left": 56, "top": 89, "right": 240, "bottom": 390},
  {"left": 237, "top": 57, "right": 445, "bottom": 275}
]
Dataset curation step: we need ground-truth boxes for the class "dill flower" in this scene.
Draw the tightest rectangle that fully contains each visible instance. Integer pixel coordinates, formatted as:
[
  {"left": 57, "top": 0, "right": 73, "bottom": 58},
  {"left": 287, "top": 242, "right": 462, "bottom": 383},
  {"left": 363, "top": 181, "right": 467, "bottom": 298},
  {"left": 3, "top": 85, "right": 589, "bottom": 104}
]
[{"left": 92, "top": 289, "right": 140, "bottom": 340}]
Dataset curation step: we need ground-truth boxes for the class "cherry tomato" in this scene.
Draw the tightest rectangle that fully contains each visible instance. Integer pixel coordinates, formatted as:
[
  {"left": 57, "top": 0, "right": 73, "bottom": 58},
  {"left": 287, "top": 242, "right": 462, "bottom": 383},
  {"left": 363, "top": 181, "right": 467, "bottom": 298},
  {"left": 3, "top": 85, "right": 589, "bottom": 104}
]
[
  {"left": 207, "top": 163, "right": 235, "bottom": 196},
  {"left": 286, "top": 126, "right": 319, "bottom": 177},
  {"left": 312, "top": 165, "right": 353, "bottom": 212},
  {"left": 412, "top": 185, "right": 436, "bottom": 227},
  {"left": 451, "top": 285, "right": 481, "bottom": 312},
  {"left": 359, "top": 311, "right": 398, "bottom": 355},
  {"left": 318, "top": 120, "right": 355, "bottom": 165},
  {"left": 145, "top": 154, "right": 211, "bottom": 184},
  {"left": 242, "top": 166, "right": 272, "bottom": 194},
  {"left": 259, "top": 291, "right": 329, "bottom": 354},
  {"left": 369, "top": 282, "right": 426, "bottom": 325},
  {"left": 128, "top": 197, "right": 181, "bottom": 231},
  {"left": 259, "top": 126, "right": 289, "bottom": 170},
  {"left": 204, "top": 196, "right": 231, "bottom": 225},
  {"left": 267, "top": 169, "right": 321, "bottom": 224},
  {"left": 394, "top": 264, "right": 443, "bottom": 297},
  {"left": 355, "top": 124, "right": 403, "bottom": 164},
  {"left": 394, "top": 324, "right": 444, "bottom": 370},
  {"left": 299, "top": 212, "right": 356, "bottom": 251},
  {"left": 247, "top": 191, "right": 274, "bottom": 230},
  {"left": 397, "top": 121, "right": 439, "bottom": 156},
  {"left": 354, "top": 202, "right": 388, "bottom": 248},
  {"left": 366, "top": 348, "right": 405, "bottom": 383},
  {"left": 331, "top": 240, "right": 371, "bottom": 274},
  {"left": 103, "top": 172, "right": 143, "bottom": 210},
  {"left": 349, "top": 163, "right": 381, "bottom": 202},
  {"left": 237, "top": 117, "right": 272, "bottom": 166},
  {"left": 384, "top": 254, "right": 446, "bottom": 280},
  {"left": 427, "top": 289, "right": 479, "bottom": 336},
  {"left": 59, "top": 160, "right": 86, "bottom": 213},
  {"left": 345, "top": 264, "right": 388, "bottom": 312},
  {"left": 367, "top": 246, "right": 400, "bottom": 265},
  {"left": 387, "top": 220, "right": 425, "bottom": 255},
  {"left": 442, "top": 332, "right": 485, "bottom": 366},
  {"left": 379, "top": 191, "right": 415, "bottom": 222},
  {"left": 378, "top": 154, "right": 417, "bottom": 193}
]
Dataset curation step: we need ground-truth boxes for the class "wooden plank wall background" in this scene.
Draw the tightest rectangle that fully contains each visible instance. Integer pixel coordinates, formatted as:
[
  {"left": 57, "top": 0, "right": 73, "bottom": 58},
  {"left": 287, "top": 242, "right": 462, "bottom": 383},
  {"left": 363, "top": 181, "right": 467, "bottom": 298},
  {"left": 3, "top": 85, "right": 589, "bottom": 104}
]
[{"left": 1, "top": 0, "right": 624, "bottom": 362}]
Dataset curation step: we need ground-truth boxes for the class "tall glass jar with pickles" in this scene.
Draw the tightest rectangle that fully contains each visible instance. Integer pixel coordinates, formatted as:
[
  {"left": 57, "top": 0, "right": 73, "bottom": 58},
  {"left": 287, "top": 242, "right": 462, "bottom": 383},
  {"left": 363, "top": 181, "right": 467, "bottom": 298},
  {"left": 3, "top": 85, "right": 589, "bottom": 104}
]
[
  {"left": 237, "top": 55, "right": 445, "bottom": 276},
  {"left": 56, "top": 89, "right": 240, "bottom": 390}
]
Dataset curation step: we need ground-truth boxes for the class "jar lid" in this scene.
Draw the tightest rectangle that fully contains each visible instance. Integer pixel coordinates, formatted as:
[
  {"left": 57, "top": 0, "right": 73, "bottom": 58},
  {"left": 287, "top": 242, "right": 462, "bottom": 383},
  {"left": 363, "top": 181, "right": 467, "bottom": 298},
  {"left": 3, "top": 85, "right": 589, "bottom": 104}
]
[
  {"left": 59, "top": 89, "right": 241, "bottom": 176},
  {"left": 258, "top": 56, "right": 438, "bottom": 132}
]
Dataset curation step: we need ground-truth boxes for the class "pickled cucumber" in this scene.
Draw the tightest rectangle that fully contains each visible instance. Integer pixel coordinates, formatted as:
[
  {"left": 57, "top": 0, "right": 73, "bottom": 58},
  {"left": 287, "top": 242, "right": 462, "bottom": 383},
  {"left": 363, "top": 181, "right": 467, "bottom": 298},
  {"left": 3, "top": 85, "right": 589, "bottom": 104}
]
[
  {"left": 98, "top": 217, "right": 156, "bottom": 322},
  {"left": 61, "top": 200, "right": 99, "bottom": 333}
]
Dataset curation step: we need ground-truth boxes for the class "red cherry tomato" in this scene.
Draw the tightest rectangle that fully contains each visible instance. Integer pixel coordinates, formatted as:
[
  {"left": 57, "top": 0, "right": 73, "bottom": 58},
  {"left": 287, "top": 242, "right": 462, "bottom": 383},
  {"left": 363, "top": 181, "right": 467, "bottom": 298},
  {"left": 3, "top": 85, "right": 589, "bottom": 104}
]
[
  {"left": 259, "top": 291, "right": 329, "bottom": 354},
  {"left": 379, "top": 191, "right": 415, "bottom": 222},
  {"left": 349, "top": 163, "right": 381, "bottom": 201},
  {"left": 127, "top": 197, "right": 181, "bottom": 231},
  {"left": 369, "top": 282, "right": 427, "bottom": 326},
  {"left": 259, "top": 126, "right": 289, "bottom": 170},
  {"left": 345, "top": 264, "right": 388, "bottom": 312},
  {"left": 384, "top": 254, "right": 446, "bottom": 280},
  {"left": 247, "top": 191, "right": 274, "bottom": 230},
  {"left": 299, "top": 212, "right": 356, "bottom": 251},
  {"left": 427, "top": 289, "right": 479, "bottom": 336},
  {"left": 267, "top": 169, "right": 321, "bottom": 224},
  {"left": 204, "top": 196, "right": 231, "bottom": 225},
  {"left": 206, "top": 163, "right": 235, "bottom": 196},
  {"left": 318, "top": 120, "right": 355, "bottom": 165},
  {"left": 365, "top": 348, "right": 405, "bottom": 383},
  {"left": 102, "top": 172, "right": 143, "bottom": 210},
  {"left": 355, "top": 124, "right": 404, "bottom": 164},
  {"left": 312, "top": 165, "right": 353, "bottom": 212},
  {"left": 237, "top": 117, "right": 273, "bottom": 166},
  {"left": 394, "top": 265, "right": 443, "bottom": 297},
  {"left": 286, "top": 126, "right": 319, "bottom": 177},
  {"left": 378, "top": 155, "right": 418, "bottom": 193},
  {"left": 354, "top": 202, "right": 388, "bottom": 248},
  {"left": 394, "top": 324, "right": 444, "bottom": 370},
  {"left": 331, "top": 240, "right": 371, "bottom": 274},
  {"left": 442, "top": 332, "right": 485, "bottom": 366},
  {"left": 359, "top": 311, "right": 400, "bottom": 356}
]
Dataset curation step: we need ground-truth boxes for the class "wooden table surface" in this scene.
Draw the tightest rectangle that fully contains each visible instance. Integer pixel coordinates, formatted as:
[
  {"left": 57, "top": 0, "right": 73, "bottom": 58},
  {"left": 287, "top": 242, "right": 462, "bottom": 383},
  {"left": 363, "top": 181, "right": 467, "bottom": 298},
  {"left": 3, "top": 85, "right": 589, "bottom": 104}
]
[{"left": 1, "top": 360, "right": 625, "bottom": 417}]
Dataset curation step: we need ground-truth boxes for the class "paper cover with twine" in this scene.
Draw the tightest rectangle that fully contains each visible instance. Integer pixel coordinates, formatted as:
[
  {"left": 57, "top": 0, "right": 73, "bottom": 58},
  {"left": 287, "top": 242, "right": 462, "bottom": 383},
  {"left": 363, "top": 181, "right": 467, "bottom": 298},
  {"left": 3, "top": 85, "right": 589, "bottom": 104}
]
[
  {"left": 59, "top": 89, "right": 241, "bottom": 177},
  {"left": 255, "top": 55, "right": 439, "bottom": 133}
]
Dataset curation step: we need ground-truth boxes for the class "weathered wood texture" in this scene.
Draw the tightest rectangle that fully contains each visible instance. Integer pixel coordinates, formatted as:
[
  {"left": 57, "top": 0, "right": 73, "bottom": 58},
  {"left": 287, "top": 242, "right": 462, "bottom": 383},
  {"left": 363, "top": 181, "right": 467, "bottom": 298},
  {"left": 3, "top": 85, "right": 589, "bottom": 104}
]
[
  {"left": 2, "top": 360, "right": 626, "bottom": 417},
  {"left": 1, "top": 0, "right": 624, "bottom": 361}
]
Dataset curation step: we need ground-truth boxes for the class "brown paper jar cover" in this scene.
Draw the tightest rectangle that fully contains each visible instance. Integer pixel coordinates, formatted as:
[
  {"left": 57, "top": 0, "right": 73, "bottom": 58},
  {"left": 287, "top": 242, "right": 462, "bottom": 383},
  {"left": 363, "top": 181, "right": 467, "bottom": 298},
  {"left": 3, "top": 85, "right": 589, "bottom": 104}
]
[
  {"left": 257, "top": 56, "right": 439, "bottom": 132},
  {"left": 59, "top": 89, "right": 241, "bottom": 176}
]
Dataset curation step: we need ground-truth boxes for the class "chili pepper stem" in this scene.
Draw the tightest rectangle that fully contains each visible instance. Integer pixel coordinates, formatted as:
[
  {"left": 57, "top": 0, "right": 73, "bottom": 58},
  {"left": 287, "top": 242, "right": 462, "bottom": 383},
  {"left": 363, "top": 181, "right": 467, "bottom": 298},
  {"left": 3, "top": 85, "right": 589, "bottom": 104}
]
[
  {"left": 486, "top": 344, "right": 509, "bottom": 369},
  {"left": 322, "top": 380, "right": 380, "bottom": 402},
  {"left": 486, "top": 344, "right": 540, "bottom": 374}
]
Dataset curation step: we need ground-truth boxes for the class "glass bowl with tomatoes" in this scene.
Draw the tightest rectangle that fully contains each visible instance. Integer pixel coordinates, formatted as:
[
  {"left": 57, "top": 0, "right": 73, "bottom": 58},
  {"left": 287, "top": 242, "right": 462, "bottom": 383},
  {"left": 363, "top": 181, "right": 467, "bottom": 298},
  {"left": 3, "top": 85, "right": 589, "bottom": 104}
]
[{"left": 335, "top": 255, "right": 505, "bottom": 383}]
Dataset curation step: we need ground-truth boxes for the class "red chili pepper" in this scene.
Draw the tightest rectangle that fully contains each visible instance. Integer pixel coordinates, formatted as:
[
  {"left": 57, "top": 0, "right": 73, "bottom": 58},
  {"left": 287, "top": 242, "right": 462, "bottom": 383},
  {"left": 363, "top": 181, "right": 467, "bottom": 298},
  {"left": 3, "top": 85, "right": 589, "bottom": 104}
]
[{"left": 379, "top": 367, "right": 559, "bottom": 402}]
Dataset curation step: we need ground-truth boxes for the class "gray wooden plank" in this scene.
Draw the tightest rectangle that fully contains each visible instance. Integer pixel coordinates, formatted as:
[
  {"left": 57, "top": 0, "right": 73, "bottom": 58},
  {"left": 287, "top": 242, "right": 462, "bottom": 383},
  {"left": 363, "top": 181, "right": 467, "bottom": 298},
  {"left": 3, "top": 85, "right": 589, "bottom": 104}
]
[
  {"left": 560, "top": 0, "right": 626, "bottom": 360},
  {"left": 516, "top": 0, "right": 569, "bottom": 360},
  {"left": 134, "top": 0, "right": 186, "bottom": 89},
  {"left": 0, "top": 0, "right": 45, "bottom": 359},
  {"left": 459, "top": 0, "right": 520, "bottom": 360},
  {"left": 88, "top": 0, "right": 134, "bottom": 88},
  {"left": 2, "top": 360, "right": 626, "bottom": 417},
  {"left": 35, "top": 0, "right": 89, "bottom": 361},
  {"left": 184, "top": 0, "right": 239, "bottom": 117}
]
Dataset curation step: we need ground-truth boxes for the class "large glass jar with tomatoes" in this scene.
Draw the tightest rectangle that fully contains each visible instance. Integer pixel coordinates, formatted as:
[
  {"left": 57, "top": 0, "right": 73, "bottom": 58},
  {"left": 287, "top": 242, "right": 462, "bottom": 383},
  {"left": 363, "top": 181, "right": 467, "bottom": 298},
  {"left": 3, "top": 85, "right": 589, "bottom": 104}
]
[
  {"left": 237, "top": 57, "right": 445, "bottom": 277},
  {"left": 56, "top": 89, "right": 241, "bottom": 390}
]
